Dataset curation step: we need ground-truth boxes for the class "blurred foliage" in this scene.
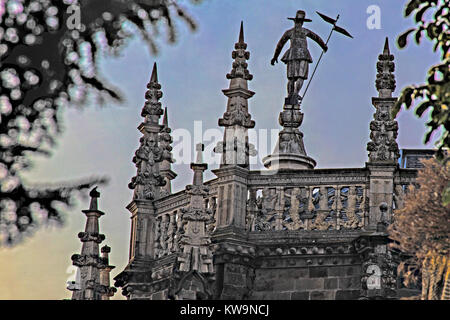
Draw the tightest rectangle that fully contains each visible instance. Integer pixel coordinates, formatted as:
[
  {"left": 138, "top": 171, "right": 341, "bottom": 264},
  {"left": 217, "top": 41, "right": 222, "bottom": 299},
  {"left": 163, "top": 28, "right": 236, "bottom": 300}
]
[
  {"left": 0, "top": 0, "right": 201, "bottom": 246},
  {"left": 393, "top": 0, "right": 449, "bottom": 161},
  {"left": 389, "top": 158, "right": 450, "bottom": 299}
]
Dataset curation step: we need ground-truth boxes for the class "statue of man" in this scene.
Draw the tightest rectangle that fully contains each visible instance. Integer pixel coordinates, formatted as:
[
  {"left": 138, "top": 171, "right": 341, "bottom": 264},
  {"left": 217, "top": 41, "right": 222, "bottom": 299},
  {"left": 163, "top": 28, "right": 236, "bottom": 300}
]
[{"left": 271, "top": 10, "right": 328, "bottom": 104}]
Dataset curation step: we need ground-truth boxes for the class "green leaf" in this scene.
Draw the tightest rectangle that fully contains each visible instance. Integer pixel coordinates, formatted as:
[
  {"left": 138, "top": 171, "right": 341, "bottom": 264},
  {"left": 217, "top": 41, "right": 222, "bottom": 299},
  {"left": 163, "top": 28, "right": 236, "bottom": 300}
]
[
  {"left": 433, "top": 40, "right": 440, "bottom": 52},
  {"left": 392, "top": 100, "right": 403, "bottom": 117},
  {"left": 416, "top": 100, "right": 432, "bottom": 117},
  {"left": 405, "top": 0, "right": 421, "bottom": 16},
  {"left": 434, "top": 6, "right": 445, "bottom": 20},
  {"left": 415, "top": 4, "right": 431, "bottom": 23},
  {"left": 400, "top": 87, "right": 416, "bottom": 110},
  {"left": 405, "top": 92, "right": 413, "bottom": 108},
  {"left": 398, "top": 29, "right": 415, "bottom": 48},
  {"left": 415, "top": 29, "right": 423, "bottom": 44}
]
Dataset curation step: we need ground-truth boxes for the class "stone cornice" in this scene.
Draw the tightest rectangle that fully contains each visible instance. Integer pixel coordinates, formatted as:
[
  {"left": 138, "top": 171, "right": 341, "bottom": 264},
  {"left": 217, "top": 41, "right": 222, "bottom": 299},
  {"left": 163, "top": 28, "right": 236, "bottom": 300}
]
[
  {"left": 371, "top": 97, "right": 398, "bottom": 104},
  {"left": 248, "top": 169, "right": 370, "bottom": 186},
  {"left": 212, "top": 165, "right": 250, "bottom": 180},
  {"left": 126, "top": 200, "right": 155, "bottom": 216},
  {"left": 222, "top": 87, "right": 255, "bottom": 99}
]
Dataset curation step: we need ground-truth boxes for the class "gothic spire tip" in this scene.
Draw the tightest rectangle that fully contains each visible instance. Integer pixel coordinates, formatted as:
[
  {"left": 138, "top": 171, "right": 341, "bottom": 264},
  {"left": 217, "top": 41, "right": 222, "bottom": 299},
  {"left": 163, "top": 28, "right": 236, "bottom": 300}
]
[
  {"left": 239, "top": 21, "right": 244, "bottom": 43},
  {"left": 150, "top": 62, "right": 158, "bottom": 83},
  {"left": 383, "top": 37, "right": 390, "bottom": 55}
]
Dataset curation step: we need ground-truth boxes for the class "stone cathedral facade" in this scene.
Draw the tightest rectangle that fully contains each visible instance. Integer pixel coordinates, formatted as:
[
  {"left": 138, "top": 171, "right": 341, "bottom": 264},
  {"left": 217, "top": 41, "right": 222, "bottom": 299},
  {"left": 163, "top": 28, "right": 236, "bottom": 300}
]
[{"left": 68, "top": 22, "right": 433, "bottom": 300}]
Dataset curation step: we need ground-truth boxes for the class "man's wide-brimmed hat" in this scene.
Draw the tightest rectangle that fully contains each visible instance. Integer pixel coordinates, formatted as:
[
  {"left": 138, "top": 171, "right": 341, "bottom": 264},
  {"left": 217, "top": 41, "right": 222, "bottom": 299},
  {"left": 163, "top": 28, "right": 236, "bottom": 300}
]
[{"left": 287, "top": 10, "right": 312, "bottom": 22}]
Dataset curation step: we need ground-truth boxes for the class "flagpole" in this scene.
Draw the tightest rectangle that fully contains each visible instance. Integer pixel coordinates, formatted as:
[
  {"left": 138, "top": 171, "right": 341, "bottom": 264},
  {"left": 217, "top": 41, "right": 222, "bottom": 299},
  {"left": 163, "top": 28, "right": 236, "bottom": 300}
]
[{"left": 300, "top": 14, "right": 340, "bottom": 104}]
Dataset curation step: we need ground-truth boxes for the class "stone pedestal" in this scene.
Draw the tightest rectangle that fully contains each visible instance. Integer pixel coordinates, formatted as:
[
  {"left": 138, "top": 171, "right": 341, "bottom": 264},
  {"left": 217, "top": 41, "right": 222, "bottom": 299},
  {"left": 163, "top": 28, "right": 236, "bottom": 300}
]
[
  {"left": 263, "top": 151, "right": 316, "bottom": 170},
  {"left": 263, "top": 103, "right": 316, "bottom": 170}
]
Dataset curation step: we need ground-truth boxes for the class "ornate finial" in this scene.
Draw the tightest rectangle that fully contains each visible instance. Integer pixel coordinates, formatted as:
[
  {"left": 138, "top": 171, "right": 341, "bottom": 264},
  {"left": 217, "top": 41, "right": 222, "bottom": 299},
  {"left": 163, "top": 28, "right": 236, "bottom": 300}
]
[
  {"left": 89, "top": 186, "right": 100, "bottom": 198},
  {"left": 226, "top": 22, "right": 253, "bottom": 81},
  {"left": 87, "top": 187, "right": 100, "bottom": 211},
  {"left": 189, "top": 143, "right": 208, "bottom": 187},
  {"left": 376, "top": 37, "right": 396, "bottom": 98},
  {"left": 101, "top": 245, "right": 111, "bottom": 254},
  {"left": 141, "top": 62, "right": 163, "bottom": 122}
]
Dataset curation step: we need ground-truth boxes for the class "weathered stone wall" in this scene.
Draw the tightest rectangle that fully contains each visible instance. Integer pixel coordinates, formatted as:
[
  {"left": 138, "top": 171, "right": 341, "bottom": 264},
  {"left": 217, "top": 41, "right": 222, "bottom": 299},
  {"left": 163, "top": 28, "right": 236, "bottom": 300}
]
[
  {"left": 216, "top": 263, "right": 254, "bottom": 299},
  {"left": 250, "top": 265, "right": 361, "bottom": 300}
]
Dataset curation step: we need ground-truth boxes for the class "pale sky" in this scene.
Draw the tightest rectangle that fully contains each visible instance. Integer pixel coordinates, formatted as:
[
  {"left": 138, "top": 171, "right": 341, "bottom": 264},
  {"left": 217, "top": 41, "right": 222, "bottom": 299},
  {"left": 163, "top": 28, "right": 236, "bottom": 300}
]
[{"left": 0, "top": 0, "right": 441, "bottom": 299}]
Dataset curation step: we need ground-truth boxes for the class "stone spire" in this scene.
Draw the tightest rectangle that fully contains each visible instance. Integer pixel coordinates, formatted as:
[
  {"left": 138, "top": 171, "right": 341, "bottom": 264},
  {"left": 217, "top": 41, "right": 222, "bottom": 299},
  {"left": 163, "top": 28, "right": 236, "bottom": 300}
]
[
  {"left": 159, "top": 107, "right": 177, "bottom": 196},
  {"left": 68, "top": 188, "right": 116, "bottom": 300},
  {"left": 215, "top": 21, "right": 256, "bottom": 168},
  {"left": 172, "top": 143, "right": 215, "bottom": 299},
  {"left": 367, "top": 38, "right": 400, "bottom": 163},
  {"left": 376, "top": 38, "right": 396, "bottom": 98},
  {"left": 128, "top": 62, "right": 167, "bottom": 200}
]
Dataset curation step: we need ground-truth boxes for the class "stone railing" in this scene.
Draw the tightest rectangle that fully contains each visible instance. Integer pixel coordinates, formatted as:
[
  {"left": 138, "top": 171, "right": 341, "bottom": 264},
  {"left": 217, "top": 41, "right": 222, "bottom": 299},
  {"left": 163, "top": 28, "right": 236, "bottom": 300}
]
[
  {"left": 247, "top": 184, "right": 368, "bottom": 232},
  {"left": 150, "top": 169, "right": 416, "bottom": 255}
]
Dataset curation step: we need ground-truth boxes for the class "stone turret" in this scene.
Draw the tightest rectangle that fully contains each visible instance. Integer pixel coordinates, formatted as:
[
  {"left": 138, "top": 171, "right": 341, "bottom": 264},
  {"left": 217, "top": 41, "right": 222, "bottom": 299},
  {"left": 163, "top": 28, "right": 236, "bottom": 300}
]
[
  {"left": 215, "top": 21, "right": 256, "bottom": 168},
  {"left": 68, "top": 188, "right": 115, "bottom": 300}
]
